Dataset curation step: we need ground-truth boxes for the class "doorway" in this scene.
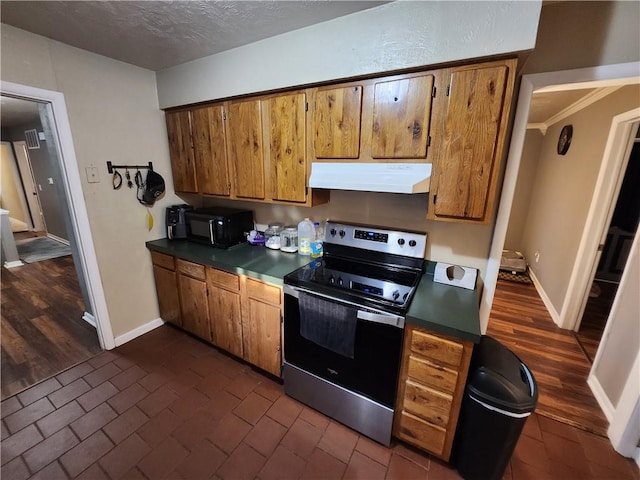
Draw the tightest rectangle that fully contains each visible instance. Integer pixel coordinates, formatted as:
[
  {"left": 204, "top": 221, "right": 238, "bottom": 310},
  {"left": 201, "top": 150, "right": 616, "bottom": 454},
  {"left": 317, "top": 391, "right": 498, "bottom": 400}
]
[
  {"left": 13, "top": 139, "right": 47, "bottom": 232},
  {"left": 0, "top": 92, "right": 105, "bottom": 399},
  {"left": 576, "top": 132, "right": 640, "bottom": 362},
  {"left": 484, "top": 62, "right": 640, "bottom": 458}
]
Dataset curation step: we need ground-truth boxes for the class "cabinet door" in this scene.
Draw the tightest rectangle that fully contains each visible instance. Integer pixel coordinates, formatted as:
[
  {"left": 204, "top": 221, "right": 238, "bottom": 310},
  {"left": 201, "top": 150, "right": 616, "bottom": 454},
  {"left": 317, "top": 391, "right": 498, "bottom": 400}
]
[
  {"left": 434, "top": 65, "right": 508, "bottom": 220},
  {"left": 371, "top": 75, "right": 434, "bottom": 159},
  {"left": 192, "top": 104, "right": 230, "bottom": 196},
  {"left": 313, "top": 85, "right": 362, "bottom": 159},
  {"left": 165, "top": 110, "right": 197, "bottom": 193},
  {"left": 245, "top": 298, "right": 281, "bottom": 376},
  {"left": 208, "top": 284, "right": 243, "bottom": 358},
  {"left": 152, "top": 265, "right": 181, "bottom": 327},
  {"left": 227, "top": 99, "right": 265, "bottom": 200},
  {"left": 267, "top": 93, "right": 307, "bottom": 203},
  {"left": 178, "top": 274, "right": 211, "bottom": 342}
]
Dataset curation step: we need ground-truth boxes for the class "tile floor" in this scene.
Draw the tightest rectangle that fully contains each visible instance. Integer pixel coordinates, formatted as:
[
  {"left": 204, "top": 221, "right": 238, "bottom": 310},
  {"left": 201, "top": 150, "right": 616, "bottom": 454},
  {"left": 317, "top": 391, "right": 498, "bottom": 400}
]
[{"left": 1, "top": 325, "right": 638, "bottom": 480}]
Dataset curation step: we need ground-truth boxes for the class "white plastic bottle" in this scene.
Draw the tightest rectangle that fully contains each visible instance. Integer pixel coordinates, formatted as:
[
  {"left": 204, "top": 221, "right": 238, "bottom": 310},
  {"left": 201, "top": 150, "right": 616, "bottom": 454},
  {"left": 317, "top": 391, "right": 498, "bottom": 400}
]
[
  {"left": 310, "top": 221, "right": 324, "bottom": 258},
  {"left": 297, "top": 218, "right": 314, "bottom": 256}
]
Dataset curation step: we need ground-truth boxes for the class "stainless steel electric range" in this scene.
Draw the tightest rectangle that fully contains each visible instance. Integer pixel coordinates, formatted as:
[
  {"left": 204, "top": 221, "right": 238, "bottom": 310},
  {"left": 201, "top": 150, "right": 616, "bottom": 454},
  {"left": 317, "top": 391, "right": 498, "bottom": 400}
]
[{"left": 282, "top": 221, "right": 427, "bottom": 446}]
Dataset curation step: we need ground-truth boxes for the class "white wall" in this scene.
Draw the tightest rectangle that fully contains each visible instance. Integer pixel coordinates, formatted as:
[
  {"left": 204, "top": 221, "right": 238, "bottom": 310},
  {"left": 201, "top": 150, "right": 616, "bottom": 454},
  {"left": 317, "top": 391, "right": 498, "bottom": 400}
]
[
  {"left": 156, "top": 1, "right": 541, "bottom": 108},
  {"left": 521, "top": 85, "right": 640, "bottom": 314},
  {"left": 522, "top": 1, "right": 640, "bottom": 75},
  {"left": 504, "top": 130, "right": 543, "bottom": 251},
  {"left": 200, "top": 190, "right": 493, "bottom": 274},
  {"left": 594, "top": 232, "right": 640, "bottom": 408},
  {"left": 1, "top": 25, "right": 183, "bottom": 338}
]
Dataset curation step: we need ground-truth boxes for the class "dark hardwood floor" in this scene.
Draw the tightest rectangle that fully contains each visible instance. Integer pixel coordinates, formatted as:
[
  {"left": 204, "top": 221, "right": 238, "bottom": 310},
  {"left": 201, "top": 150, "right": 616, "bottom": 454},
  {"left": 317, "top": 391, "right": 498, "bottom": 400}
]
[
  {"left": 1, "top": 251, "right": 102, "bottom": 400},
  {"left": 575, "top": 279, "right": 618, "bottom": 363},
  {"left": 487, "top": 278, "right": 609, "bottom": 437}
]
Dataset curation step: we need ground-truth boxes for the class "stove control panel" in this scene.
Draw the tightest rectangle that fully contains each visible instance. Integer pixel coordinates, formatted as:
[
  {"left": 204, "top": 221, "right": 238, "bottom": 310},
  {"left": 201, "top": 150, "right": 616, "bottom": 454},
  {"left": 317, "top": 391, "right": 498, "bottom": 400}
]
[
  {"left": 324, "top": 269, "right": 413, "bottom": 304},
  {"left": 325, "top": 221, "right": 426, "bottom": 259}
]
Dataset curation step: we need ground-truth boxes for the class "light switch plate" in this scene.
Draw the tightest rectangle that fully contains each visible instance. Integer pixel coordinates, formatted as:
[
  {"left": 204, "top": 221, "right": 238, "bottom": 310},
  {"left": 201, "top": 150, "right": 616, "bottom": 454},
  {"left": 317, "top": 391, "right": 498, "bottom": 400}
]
[{"left": 86, "top": 167, "right": 99, "bottom": 183}]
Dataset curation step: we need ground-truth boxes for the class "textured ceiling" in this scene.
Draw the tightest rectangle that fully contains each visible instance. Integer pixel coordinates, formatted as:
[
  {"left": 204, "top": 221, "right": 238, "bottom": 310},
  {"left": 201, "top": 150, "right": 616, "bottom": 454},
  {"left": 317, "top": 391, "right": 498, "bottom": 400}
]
[{"left": 0, "top": 1, "right": 387, "bottom": 71}]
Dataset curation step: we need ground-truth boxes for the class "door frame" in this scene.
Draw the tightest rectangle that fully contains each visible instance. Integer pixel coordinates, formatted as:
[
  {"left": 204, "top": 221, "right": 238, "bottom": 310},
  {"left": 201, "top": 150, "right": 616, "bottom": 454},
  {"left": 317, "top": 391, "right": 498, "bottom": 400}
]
[
  {"left": 12, "top": 140, "right": 46, "bottom": 232},
  {"left": 567, "top": 110, "right": 639, "bottom": 332},
  {"left": 480, "top": 61, "right": 640, "bottom": 331},
  {"left": 1, "top": 80, "right": 115, "bottom": 350}
]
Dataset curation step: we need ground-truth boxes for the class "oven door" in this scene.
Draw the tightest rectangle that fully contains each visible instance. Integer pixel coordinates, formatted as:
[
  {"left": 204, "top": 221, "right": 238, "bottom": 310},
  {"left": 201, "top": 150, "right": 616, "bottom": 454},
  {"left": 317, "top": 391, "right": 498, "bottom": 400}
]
[{"left": 283, "top": 284, "right": 404, "bottom": 409}]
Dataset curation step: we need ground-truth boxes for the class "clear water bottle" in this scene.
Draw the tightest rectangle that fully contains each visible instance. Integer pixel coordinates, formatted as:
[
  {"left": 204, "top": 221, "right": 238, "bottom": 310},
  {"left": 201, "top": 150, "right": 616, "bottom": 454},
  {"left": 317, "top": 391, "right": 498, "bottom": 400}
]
[
  {"left": 311, "top": 221, "right": 324, "bottom": 258},
  {"left": 297, "top": 218, "right": 314, "bottom": 256}
]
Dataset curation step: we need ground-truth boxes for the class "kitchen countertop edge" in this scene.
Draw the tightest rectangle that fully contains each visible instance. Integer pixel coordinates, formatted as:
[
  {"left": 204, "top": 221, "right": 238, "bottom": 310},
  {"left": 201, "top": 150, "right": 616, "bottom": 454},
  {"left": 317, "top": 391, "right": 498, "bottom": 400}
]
[{"left": 146, "top": 239, "right": 481, "bottom": 342}]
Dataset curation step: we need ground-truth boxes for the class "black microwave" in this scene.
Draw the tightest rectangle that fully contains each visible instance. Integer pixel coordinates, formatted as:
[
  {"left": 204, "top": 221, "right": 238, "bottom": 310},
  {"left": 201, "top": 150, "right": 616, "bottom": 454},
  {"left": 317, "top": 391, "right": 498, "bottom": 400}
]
[{"left": 185, "top": 207, "right": 254, "bottom": 249}]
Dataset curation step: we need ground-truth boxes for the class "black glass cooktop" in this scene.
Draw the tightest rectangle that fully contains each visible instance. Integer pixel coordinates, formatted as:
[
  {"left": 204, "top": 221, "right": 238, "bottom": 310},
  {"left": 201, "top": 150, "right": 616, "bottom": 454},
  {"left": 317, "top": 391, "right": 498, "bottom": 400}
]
[{"left": 284, "top": 255, "right": 423, "bottom": 315}]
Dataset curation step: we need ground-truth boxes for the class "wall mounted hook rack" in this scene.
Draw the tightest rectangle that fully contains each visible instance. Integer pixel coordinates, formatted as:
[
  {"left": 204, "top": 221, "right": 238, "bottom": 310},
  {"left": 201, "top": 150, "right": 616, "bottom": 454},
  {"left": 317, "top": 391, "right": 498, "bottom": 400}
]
[{"left": 107, "top": 161, "right": 153, "bottom": 174}]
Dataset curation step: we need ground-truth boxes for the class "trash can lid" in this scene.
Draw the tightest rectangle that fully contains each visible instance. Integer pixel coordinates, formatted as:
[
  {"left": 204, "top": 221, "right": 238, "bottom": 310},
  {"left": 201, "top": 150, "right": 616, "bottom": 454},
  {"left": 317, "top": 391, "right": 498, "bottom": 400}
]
[{"left": 467, "top": 336, "right": 538, "bottom": 414}]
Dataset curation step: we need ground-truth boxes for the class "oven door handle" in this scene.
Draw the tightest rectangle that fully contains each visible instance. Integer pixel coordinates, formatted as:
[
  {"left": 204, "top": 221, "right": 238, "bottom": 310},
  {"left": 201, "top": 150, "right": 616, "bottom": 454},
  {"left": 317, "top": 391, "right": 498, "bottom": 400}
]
[
  {"left": 284, "top": 284, "right": 405, "bottom": 328},
  {"left": 355, "top": 310, "right": 404, "bottom": 328}
]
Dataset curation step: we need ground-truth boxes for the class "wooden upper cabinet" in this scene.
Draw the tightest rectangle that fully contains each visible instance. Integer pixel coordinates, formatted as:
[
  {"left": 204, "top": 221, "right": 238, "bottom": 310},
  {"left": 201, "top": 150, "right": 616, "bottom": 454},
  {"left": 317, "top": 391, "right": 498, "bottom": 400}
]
[
  {"left": 430, "top": 63, "right": 512, "bottom": 222},
  {"left": 165, "top": 110, "right": 197, "bottom": 193},
  {"left": 191, "top": 104, "right": 230, "bottom": 196},
  {"left": 227, "top": 99, "right": 265, "bottom": 200},
  {"left": 266, "top": 93, "right": 307, "bottom": 203},
  {"left": 313, "top": 85, "right": 363, "bottom": 159},
  {"left": 371, "top": 75, "right": 434, "bottom": 159}
]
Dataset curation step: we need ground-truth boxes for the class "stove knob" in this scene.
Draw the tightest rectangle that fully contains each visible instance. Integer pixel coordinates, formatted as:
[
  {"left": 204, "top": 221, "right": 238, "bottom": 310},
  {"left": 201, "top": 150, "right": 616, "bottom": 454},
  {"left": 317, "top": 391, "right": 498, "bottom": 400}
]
[
  {"left": 330, "top": 228, "right": 337, "bottom": 237},
  {"left": 397, "top": 238, "right": 405, "bottom": 246},
  {"left": 328, "top": 275, "right": 335, "bottom": 284},
  {"left": 403, "top": 293, "right": 409, "bottom": 301},
  {"left": 409, "top": 240, "right": 417, "bottom": 247},
  {"left": 339, "top": 230, "right": 346, "bottom": 238},
  {"left": 392, "top": 290, "right": 400, "bottom": 300},
  {"left": 337, "top": 277, "right": 344, "bottom": 286}
]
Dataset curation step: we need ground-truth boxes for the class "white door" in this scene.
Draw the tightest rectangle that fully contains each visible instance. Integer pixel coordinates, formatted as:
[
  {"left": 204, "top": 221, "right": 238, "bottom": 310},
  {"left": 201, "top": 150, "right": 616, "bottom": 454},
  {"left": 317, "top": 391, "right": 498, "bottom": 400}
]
[{"left": 13, "top": 140, "right": 46, "bottom": 232}]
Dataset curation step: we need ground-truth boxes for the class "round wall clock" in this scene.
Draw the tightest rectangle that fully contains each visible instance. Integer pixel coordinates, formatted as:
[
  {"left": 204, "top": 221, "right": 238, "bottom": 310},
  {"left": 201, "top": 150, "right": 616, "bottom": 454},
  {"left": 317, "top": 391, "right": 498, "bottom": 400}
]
[{"left": 557, "top": 124, "right": 573, "bottom": 155}]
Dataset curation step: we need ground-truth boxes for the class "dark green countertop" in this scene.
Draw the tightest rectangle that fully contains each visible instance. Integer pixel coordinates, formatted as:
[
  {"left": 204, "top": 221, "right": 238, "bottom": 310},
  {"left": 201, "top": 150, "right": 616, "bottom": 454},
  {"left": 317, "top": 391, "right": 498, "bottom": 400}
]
[
  {"left": 146, "top": 239, "right": 312, "bottom": 286},
  {"left": 407, "top": 262, "right": 481, "bottom": 343},
  {"left": 146, "top": 239, "right": 481, "bottom": 342}
]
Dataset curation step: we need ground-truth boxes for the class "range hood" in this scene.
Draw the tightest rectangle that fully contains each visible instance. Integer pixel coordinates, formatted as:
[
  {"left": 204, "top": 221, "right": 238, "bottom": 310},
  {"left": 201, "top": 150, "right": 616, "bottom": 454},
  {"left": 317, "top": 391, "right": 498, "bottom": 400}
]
[{"left": 309, "top": 163, "right": 431, "bottom": 194}]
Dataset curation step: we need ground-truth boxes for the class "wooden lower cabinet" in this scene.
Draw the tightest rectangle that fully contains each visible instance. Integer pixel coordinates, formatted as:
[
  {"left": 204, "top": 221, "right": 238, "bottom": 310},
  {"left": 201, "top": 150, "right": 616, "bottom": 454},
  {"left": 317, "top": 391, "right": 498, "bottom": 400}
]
[
  {"left": 393, "top": 325, "right": 473, "bottom": 461},
  {"left": 150, "top": 253, "right": 284, "bottom": 376},
  {"left": 176, "top": 259, "right": 212, "bottom": 342},
  {"left": 150, "top": 252, "right": 182, "bottom": 327},
  {"left": 206, "top": 267, "right": 243, "bottom": 358},
  {"left": 241, "top": 277, "right": 283, "bottom": 376}
]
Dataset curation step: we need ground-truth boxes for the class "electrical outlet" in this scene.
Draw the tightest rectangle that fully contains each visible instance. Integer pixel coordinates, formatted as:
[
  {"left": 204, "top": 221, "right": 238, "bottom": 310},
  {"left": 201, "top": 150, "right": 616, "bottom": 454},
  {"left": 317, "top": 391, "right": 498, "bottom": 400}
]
[
  {"left": 86, "top": 167, "right": 99, "bottom": 183},
  {"left": 534, "top": 251, "right": 540, "bottom": 263}
]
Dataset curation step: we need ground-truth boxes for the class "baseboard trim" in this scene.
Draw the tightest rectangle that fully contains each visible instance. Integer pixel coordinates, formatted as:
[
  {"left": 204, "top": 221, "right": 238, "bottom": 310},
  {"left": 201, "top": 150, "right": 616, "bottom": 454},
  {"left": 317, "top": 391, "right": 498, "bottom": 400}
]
[
  {"left": 587, "top": 373, "right": 615, "bottom": 421},
  {"left": 82, "top": 312, "right": 97, "bottom": 328},
  {"left": 46, "top": 233, "right": 70, "bottom": 245},
  {"left": 527, "top": 268, "right": 562, "bottom": 327},
  {"left": 4, "top": 260, "right": 24, "bottom": 268},
  {"left": 114, "top": 318, "right": 164, "bottom": 347}
]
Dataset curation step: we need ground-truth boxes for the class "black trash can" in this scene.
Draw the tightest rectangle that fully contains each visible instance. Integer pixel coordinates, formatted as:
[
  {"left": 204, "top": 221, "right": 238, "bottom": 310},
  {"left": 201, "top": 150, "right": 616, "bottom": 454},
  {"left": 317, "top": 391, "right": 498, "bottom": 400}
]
[{"left": 452, "top": 336, "right": 538, "bottom": 480}]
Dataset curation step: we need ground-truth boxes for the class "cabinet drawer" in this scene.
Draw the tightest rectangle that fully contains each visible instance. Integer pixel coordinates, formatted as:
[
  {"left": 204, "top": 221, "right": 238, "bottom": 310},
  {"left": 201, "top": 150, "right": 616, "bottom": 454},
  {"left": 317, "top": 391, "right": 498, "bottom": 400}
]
[
  {"left": 403, "top": 380, "right": 452, "bottom": 428},
  {"left": 410, "top": 330, "right": 463, "bottom": 367},
  {"left": 407, "top": 355, "right": 458, "bottom": 394},
  {"left": 151, "top": 251, "right": 175, "bottom": 270},
  {"left": 397, "top": 410, "right": 446, "bottom": 456},
  {"left": 207, "top": 267, "right": 240, "bottom": 292},
  {"left": 177, "top": 259, "right": 206, "bottom": 281},
  {"left": 245, "top": 278, "right": 281, "bottom": 305}
]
